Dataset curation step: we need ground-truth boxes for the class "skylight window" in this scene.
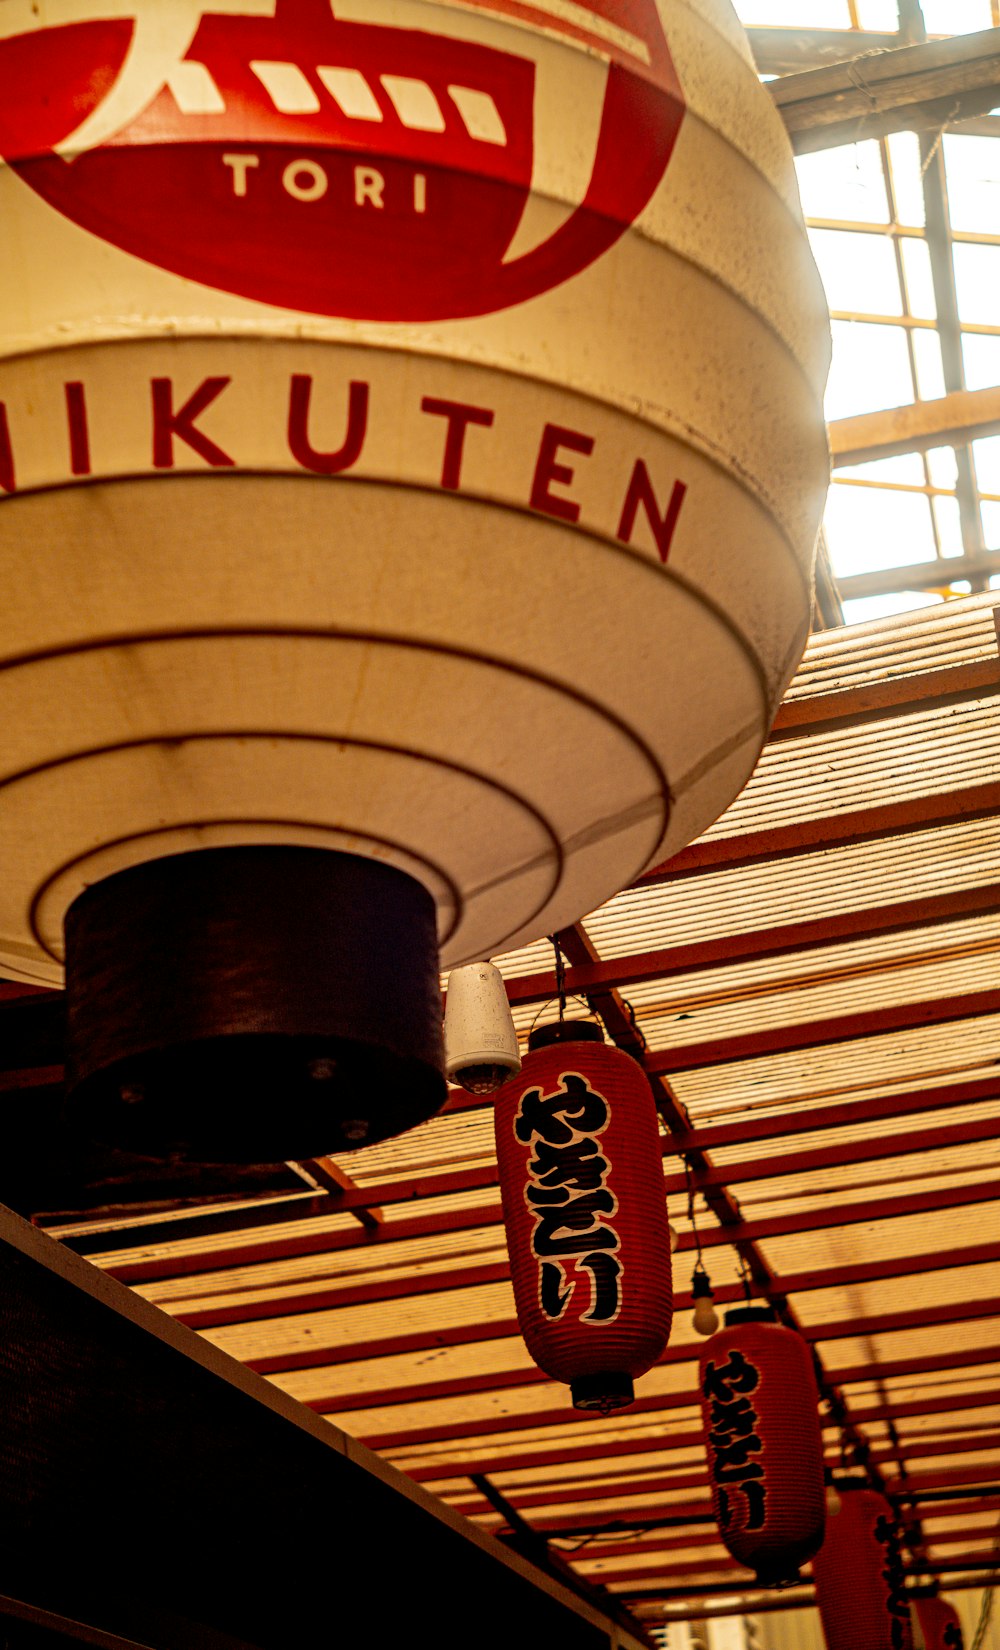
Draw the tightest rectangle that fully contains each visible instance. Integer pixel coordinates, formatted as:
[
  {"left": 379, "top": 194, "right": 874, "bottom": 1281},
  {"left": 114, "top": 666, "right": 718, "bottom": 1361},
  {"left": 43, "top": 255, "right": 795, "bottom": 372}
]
[{"left": 731, "top": 2, "right": 1000, "bottom": 623}]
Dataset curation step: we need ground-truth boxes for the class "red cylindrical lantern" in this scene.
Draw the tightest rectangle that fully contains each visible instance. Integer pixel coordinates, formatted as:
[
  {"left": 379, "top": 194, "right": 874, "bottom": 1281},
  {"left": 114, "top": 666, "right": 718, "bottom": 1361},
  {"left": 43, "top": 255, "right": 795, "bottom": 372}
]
[
  {"left": 494, "top": 1020, "right": 672, "bottom": 1413},
  {"left": 914, "top": 1596, "right": 964, "bottom": 1650},
  {"left": 813, "top": 1482, "right": 914, "bottom": 1650},
  {"left": 698, "top": 1306, "right": 825, "bottom": 1586}
]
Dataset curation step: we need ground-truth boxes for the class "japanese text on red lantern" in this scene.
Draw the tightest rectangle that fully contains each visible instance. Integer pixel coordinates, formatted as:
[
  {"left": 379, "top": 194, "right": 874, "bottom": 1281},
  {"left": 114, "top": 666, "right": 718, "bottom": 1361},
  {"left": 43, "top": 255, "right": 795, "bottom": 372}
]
[
  {"left": 514, "top": 1072, "right": 622, "bottom": 1325},
  {"left": 702, "top": 1349, "right": 766, "bottom": 1532}
]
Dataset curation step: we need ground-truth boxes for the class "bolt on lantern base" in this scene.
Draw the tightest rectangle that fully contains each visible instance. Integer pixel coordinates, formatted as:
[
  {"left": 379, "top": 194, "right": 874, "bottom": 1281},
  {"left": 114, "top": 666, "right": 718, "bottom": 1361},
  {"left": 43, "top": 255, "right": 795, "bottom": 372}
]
[{"left": 62, "top": 847, "right": 446, "bottom": 1163}]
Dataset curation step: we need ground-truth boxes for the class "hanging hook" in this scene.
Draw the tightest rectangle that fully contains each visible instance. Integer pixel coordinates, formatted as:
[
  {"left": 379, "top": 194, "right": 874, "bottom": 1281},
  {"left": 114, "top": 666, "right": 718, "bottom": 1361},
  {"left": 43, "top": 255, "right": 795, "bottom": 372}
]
[{"left": 551, "top": 934, "right": 567, "bottom": 1024}]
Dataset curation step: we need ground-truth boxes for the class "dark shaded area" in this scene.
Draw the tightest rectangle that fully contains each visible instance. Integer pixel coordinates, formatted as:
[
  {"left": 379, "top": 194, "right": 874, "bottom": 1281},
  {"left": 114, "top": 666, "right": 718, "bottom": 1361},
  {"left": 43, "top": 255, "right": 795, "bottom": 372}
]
[
  {"left": 0, "top": 1206, "right": 626, "bottom": 1650},
  {"left": 0, "top": 993, "right": 302, "bottom": 1217},
  {"left": 64, "top": 847, "right": 445, "bottom": 1161}
]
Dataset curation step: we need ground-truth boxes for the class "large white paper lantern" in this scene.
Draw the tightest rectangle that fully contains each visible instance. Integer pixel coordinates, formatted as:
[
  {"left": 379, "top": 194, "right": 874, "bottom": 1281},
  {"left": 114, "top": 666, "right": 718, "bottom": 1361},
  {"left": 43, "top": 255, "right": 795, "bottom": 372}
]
[{"left": 0, "top": 0, "right": 829, "bottom": 1157}]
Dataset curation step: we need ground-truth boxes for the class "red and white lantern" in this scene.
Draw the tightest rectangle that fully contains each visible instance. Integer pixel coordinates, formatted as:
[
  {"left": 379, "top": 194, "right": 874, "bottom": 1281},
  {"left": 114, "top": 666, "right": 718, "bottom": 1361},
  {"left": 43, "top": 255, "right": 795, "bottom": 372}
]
[
  {"left": 914, "top": 1596, "right": 964, "bottom": 1650},
  {"left": 813, "top": 1482, "right": 914, "bottom": 1650},
  {"left": 0, "top": 0, "right": 829, "bottom": 1165},
  {"left": 698, "top": 1306, "right": 825, "bottom": 1586},
  {"left": 494, "top": 1020, "right": 672, "bottom": 1412}
]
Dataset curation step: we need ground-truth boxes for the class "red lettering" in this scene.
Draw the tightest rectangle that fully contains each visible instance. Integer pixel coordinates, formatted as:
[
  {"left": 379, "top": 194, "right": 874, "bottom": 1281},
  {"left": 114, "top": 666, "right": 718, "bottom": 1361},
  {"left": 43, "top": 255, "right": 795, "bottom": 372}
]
[
  {"left": 0, "top": 404, "right": 14, "bottom": 494},
  {"left": 151, "top": 376, "right": 234, "bottom": 469},
  {"left": 530, "top": 423, "right": 594, "bottom": 523},
  {"left": 65, "top": 381, "right": 91, "bottom": 476},
  {"left": 421, "top": 396, "right": 494, "bottom": 490},
  {"left": 617, "top": 463, "right": 687, "bottom": 564},
  {"left": 288, "top": 375, "right": 369, "bottom": 474}
]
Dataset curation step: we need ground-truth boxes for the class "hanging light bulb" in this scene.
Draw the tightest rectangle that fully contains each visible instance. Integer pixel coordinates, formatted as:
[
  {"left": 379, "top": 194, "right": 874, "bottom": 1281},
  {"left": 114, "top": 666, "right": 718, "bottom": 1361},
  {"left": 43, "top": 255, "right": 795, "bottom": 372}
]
[{"left": 691, "top": 1263, "right": 719, "bottom": 1336}]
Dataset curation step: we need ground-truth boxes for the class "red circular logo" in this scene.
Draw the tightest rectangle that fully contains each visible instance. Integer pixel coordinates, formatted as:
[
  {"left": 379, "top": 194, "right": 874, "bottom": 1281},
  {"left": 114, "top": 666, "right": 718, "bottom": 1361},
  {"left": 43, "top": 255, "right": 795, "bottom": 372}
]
[{"left": 0, "top": 0, "right": 685, "bottom": 320}]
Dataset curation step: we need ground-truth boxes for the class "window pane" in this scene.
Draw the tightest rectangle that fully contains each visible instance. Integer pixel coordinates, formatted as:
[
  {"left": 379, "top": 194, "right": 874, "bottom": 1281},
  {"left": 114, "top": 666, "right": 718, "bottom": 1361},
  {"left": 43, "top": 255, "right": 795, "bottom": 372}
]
[
  {"left": 900, "top": 238, "right": 937, "bottom": 319},
  {"left": 824, "top": 484, "right": 937, "bottom": 576},
  {"left": 834, "top": 454, "right": 927, "bottom": 484},
  {"left": 962, "top": 332, "right": 1000, "bottom": 390},
  {"left": 919, "top": 0, "right": 993, "bottom": 31},
  {"left": 933, "top": 494, "right": 965, "bottom": 558},
  {"left": 732, "top": 0, "right": 851, "bottom": 22},
  {"left": 795, "top": 142, "right": 890, "bottom": 225},
  {"left": 926, "top": 446, "right": 959, "bottom": 489},
  {"left": 809, "top": 228, "right": 903, "bottom": 315},
  {"left": 953, "top": 242, "right": 1000, "bottom": 325},
  {"left": 911, "top": 329, "right": 947, "bottom": 400},
  {"left": 981, "top": 501, "right": 1000, "bottom": 545},
  {"left": 886, "top": 133, "right": 926, "bottom": 228},
  {"left": 825, "top": 321, "right": 914, "bottom": 419},
  {"left": 842, "top": 592, "right": 946, "bottom": 625},
  {"left": 972, "top": 434, "right": 1000, "bottom": 492},
  {"left": 943, "top": 135, "right": 1000, "bottom": 235},
  {"left": 856, "top": 0, "right": 901, "bottom": 25}
]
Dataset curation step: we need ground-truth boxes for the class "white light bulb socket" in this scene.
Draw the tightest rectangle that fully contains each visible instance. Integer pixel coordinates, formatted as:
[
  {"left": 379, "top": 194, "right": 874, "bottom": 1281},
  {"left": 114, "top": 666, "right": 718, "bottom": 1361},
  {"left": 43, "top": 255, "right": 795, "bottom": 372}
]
[{"left": 443, "top": 961, "right": 521, "bottom": 1094}]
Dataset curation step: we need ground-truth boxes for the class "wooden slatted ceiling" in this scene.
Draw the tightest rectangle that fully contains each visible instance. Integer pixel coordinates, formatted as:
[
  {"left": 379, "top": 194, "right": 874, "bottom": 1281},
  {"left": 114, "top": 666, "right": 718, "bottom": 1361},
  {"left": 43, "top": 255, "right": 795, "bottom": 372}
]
[{"left": 18, "top": 591, "right": 1000, "bottom": 1623}]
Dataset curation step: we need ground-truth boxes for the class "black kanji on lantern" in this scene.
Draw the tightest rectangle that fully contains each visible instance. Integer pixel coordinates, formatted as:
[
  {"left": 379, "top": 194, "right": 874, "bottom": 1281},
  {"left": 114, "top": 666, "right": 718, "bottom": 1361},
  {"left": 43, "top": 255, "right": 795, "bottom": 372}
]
[
  {"left": 515, "top": 1071, "right": 622, "bottom": 1323},
  {"left": 701, "top": 1347, "right": 766, "bottom": 1531},
  {"left": 495, "top": 1024, "right": 673, "bottom": 1414}
]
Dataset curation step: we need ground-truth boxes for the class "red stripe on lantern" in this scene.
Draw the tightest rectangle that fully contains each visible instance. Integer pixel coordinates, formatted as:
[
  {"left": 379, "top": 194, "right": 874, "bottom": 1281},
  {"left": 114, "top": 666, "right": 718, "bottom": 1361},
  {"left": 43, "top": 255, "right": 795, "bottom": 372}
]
[
  {"left": 494, "top": 1021, "right": 672, "bottom": 1413},
  {"left": 698, "top": 1308, "right": 825, "bottom": 1586},
  {"left": 812, "top": 1483, "right": 915, "bottom": 1650},
  {"left": 915, "top": 1597, "right": 965, "bottom": 1650}
]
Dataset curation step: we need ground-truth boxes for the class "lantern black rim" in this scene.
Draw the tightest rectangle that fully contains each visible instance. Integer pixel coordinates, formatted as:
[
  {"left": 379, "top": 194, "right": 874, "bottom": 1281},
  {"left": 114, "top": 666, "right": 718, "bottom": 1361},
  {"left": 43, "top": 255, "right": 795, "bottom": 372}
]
[
  {"left": 528, "top": 1019, "right": 605, "bottom": 1053},
  {"left": 723, "top": 1305, "right": 778, "bottom": 1326},
  {"left": 570, "top": 1372, "right": 634, "bottom": 1413},
  {"left": 754, "top": 1567, "right": 803, "bottom": 1590}
]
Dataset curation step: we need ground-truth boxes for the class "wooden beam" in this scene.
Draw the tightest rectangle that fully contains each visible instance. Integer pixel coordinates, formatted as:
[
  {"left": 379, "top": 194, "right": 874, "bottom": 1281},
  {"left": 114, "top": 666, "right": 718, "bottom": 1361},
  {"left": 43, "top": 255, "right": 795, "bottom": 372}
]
[
  {"left": 769, "top": 28, "right": 1000, "bottom": 153},
  {"left": 505, "top": 883, "right": 1000, "bottom": 1007},
  {"left": 836, "top": 554, "right": 1000, "bottom": 601},
  {"left": 830, "top": 385, "right": 1000, "bottom": 469},
  {"left": 750, "top": 27, "right": 898, "bottom": 76},
  {"left": 644, "top": 986, "right": 1000, "bottom": 1074},
  {"left": 771, "top": 656, "right": 1000, "bottom": 733},
  {"left": 441, "top": 1390, "right": 999, "bottom": 1518},
  {"left": 243, "top": 1325, "right": 1000, "bottom": 1416},
  {"left": 351, "top": 1288, "right": 1000, "bottom": 1450},
  {"left": 639, "top": 780, "right": 1000, "bottom": 881},
  {"left": 102, "top": 1158, "right": 1000, "bottom": 1287},
  {"left": 170, "top": 1236, "right": 1000, "bottom": 1334}
]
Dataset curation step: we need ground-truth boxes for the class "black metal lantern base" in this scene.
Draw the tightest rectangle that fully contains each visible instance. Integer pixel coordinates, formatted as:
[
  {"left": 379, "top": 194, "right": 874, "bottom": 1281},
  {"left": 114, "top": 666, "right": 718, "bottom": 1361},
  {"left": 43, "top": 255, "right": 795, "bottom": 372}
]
[
  {"left": 571, "top": 1372, "right": 634, "bottom": 1414},
  {"left": 753, "top": 1567, "right": 804, "bottom": 1590},
  {"left": 62, "top": 847, "right": 446, "bottom": 1162}
]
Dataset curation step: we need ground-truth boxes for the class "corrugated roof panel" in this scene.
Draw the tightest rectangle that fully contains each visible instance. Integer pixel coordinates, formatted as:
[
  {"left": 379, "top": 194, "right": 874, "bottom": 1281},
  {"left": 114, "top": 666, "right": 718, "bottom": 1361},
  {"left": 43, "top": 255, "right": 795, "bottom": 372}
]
[
  {"left": 625, "top": 916, "right": 1000, "bottom": 1053},
  {"left": 579, "top": 815, "right": 1000, "bottom": 960},
  {"left": 698, "top": 697, "right": 1000, "bottom": 841},
  {"left": 671, "top": 1012, "right": 1000, "bottom": 1116},
  {"left": 761, "top": 1206, "right": 1000, "bottom": 1279},
  {"left": 786, "top": 595, "right": 1000, "bottom": 698}
]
